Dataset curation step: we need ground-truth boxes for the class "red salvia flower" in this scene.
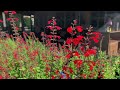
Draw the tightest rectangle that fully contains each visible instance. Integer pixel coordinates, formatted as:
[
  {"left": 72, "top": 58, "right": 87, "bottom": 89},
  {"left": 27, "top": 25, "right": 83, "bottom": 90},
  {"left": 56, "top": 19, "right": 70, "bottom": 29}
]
[
  {"left": 32, "top": 50, "right": 38, "bottom": 57},
  {"left": 48, "top": 20, "right": 52, "bottom": 24},
  {"left": 11, "top": 11, "right": 16, "bottom": 14},
  {"left": 84, "top": 49, "right": 97, "bottom": 57},
  {"left": 4, "top": 11, "right": 8, "bottom": 14},
  {"left": 14, "top": 18, "right": 19, "bottom": 21},
  {"left": 0, "top": 66, "right": 3, "bottom": 70},
  {"left": 74, "top": 60, "right": 83, "bottom": 68},
  {"left": 89, "top": 65, "right": 94, "bottom": 71},
  {"left": 62, "top": 45, "right": 65, "bottom": 49},
  {"left": 55, "top": 26, "right": 62, "bottom": 30},
  {"left": 81, "top": 74, "right": 87, "bottom": 79},
  {"left": 46, "top": 26, "right": 53, "bottom": 30},
  {"left": 89, "top": 49, "right": 97, "bottom": 55},
  {"left": 98, "top": 75, "right": 101, "bottom": 79},
  {"left": 25, "top": 46, "right": 29, "bottom": 50},
  {"left": 91, "top": 61, "right": 96, "bottom": 66},
  {"left": 51, "top": 75, "right": 55, "bottom": 79},
  {"left": 90, "top": 37, "right": 99, "bottom": 43},
  {"left": 66, "top": 38, "right": 73, "bottom": 45},
  {"left": 60, "top": 74, "right": 64, "bottom": 79},
  {"left": 80, "top": 46, "right": 85, "bottom": 52},
  {"left": 47, "top": 35, "right": 53, "bottom": 39},
  {"left": 4, "top": 59, "right": 8, "bottom": 64},
  {"left": 5, "top": 34, "right": 10, "bottom": 38},
  {"left": 76, "top": 26, "right": 83, "bottom": 32},
  {"left": 0, "top": 75, "right": 3, "bottom": 79},
  {"left": 67, "top": 26, "right": 73, "bottom": 34},
  {"left": 73, "top": 19, "right": 77, "bottom": 25},
  {"left": 69, "top": 67, "right": 73, "bottom": 74},
  {"left": 15, "top": 27, "right": 19, "bottom": 30},
  {"left": 53, "top": 35, "right": 57, "bottom": 39},
  {"left": 23, "top": 32, "right": 29, "bottom": 38},
  {"left": 102, "top": 64, "right": 105, "bottom": 67},
  {"left": 0, "top": 20, "right": 3, "bottom": 23},
  {"left": 7, "top": 18, "right": 12, "bottom": 21},
  {"left": 53, "top": 21, "right": 57, "bottom": 25},
  {"left": 57, "top": 36, "right": 61, "bottom": 39},
  {"left": 92, "top": 32, "right": 101, "bottom": 36},
  {"left": 5, "top": 72, "right": 10, "bottom": 79},
  {"left": 66, "top": 73, "right": 70, "bottom": 79},
  {"left": 72, "top": 51, "right": 80, "bottom": 58},
  {"left": 54, "top": 55, "right": 61, "bottom": 59},
  {"left": 55, "top": 70, "right": 59, "bottom": 75},
  {"left": 46, "top": 67, "right": 50, "bottom": 71},
  {"left": 77, "top": 35, "right": 84, "bottom": 41},
  {"left": 84, "top": 52, "right": 90, "bottom": 57},
  {"left": 65, "top": 53, "right": 72, "bottom": 59},
  {"left": 73, "top": 38, "right": 80, "bottom": 46},
  {"left": 93, "top": 38, "right": 99, "bottom": 43},
  {"left": 63, "top": 66, "right": 68, "bottom": 71},
  {"left": 13, "top": 50, "right": 18, "bottom": 60}
]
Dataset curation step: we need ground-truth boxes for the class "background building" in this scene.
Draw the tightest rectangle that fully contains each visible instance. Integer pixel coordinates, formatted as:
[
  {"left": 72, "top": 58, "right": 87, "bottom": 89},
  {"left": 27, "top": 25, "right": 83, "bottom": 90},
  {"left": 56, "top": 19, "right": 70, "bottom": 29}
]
[{"left": 0, "top": 11, "right": 120, "bottom": 33}]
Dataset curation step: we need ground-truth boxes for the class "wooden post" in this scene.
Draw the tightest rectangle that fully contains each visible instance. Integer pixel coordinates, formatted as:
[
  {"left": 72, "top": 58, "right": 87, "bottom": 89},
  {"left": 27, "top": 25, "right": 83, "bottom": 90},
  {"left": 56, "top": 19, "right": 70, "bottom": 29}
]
[{"left": 2, "top": 12, "right": 6, "bottom": 28}]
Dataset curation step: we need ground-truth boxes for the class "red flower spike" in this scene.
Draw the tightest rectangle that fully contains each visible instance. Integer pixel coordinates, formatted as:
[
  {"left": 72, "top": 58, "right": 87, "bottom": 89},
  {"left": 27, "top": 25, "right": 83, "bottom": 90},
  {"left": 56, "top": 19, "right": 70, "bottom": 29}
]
[
  {"left": 66, "top": 38, "right": 73, "bottom": 45},
  {"left": 66, "top": 73, "right": 70, "bottom": 79},
  {"left": 93, "top": 38, "right": 99, "bottom": 43},
  {"left": 92, "top": 32, "right": 101, "bottom": 36},
  {"left": 90, "top": 37, "right": 99, "bottom": 43},
  {"left": 65, "top": 53, "right": 72, "bottom": 59},
  {"left": 77, "top": 35, "right": 84, "bottom": 41},
  {"left": 51, "top": 75, "right": 55, "bottom": 79},
  {"left": 67, "top": 26, "right": 73, "bottom": 34},
  {"left": 76, "top": 26, "right": 83, "bottom": 32},
  {"left": 0, "top": 75, "right": 3, "bottom": 79},
  {"left": 55, "top": 70, "right": 59, "bottom": 75},
  {"left": 13, "top": 50, "right": 18, "bottom": 60},
  {"left": 72, "top": 51, "right": 80, "bottom": 58},
  {"left": 0, "top": 20, "right": 3, "bottom": 23},
  {"left": 57, "top": 36, "right": 61, "bottom": 39},
  {"left": 0, "top": 66, "right": 3, "bottom": 70},
  {"left": 84, "top": 49, "right": 97, "bottom": 57},
  {"left": 11, "top": 11, "right": 16, "bottom": 14},
  {"left": 91, "top": 62, "right": 96, "bottom": 66},
  {"left": 81, "top": 74, "right": 87, "bottom": 79},
  {"left": 80, "top": 46, "right": 85, "bottom": 52},
  {"left": 63, "top": 66, "right": 68, "bottom": 71},
  {"left": 69, "top": 67, "right": 73, "bottom": 74},
  {"left": 73, "top": 20, "right": 77, "bottom": 25},
  {"left": 48, "top": 20, "right": 52, "bottom": 24},
  {"left": 53, "top": 21, "right": 57, "bottom": 25},
  {"left": 46, "top": 26, "right": 53, "bottom": 30},
  {"left": 89, "top": 65, "right": 94, "bottom": 71},
  {"left": 46, "top": 67, "right": 50, "bottom": 71},
  {"left": 60, "top": 75, "right": 64, "bottom": 79},
  {"left": 15, "top": 27, "right": 19, "bottom": 30},
  {"left": 7, "top": 18, "right": 12, "bottom": 21},
  {"left": 47, "top": 35, "right": 53, "bottom": 39},
  {"left": 55, "top": 26, "right": 62, "bottom": 30},
  {"left": 4, "top": 11, "right": 9, "bottom": 14},
  {"left": 14, "top": 18, "right": 19, "bottom": 21},
  {"left": 73, "top": 38, "right": 80, "bottom": 46},
  {"left": 74, "top": 60, "right": 83, "bottom": 68}
]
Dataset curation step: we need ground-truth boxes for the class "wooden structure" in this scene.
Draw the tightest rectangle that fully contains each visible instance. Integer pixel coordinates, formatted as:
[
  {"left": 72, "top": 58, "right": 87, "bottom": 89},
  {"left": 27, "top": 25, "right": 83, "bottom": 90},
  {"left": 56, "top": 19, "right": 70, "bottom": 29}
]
[{"left": 100, "top": 31, "right": 120, "bottom": 56}]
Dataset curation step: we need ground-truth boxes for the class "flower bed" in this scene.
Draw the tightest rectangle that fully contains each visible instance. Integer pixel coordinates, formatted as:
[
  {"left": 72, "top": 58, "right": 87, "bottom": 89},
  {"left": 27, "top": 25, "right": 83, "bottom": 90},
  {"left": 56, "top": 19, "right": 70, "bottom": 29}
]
[{"left": 0, "top": 35, "right": 120, "bottom": 79}]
